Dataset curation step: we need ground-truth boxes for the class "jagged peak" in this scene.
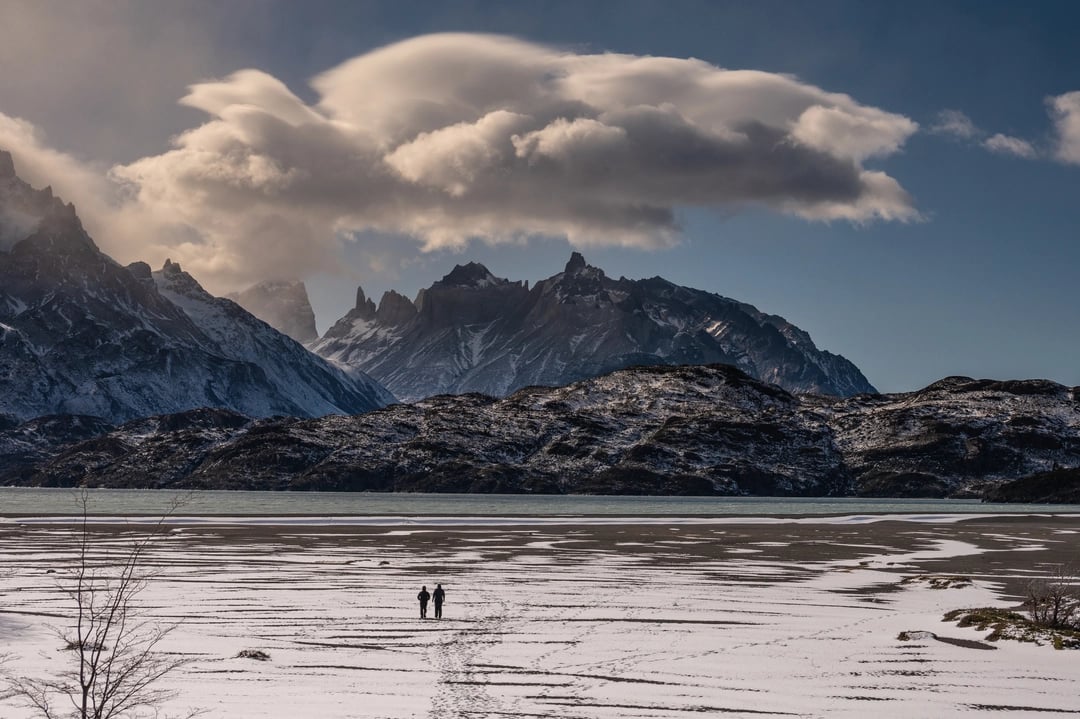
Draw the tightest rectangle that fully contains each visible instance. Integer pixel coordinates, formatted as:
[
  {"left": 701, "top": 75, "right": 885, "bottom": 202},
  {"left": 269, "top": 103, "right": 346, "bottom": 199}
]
[
  {"left": 376, "top": 289, "right": 417, "bottom": 325},
  {"left": 555, "top": 251, "right": 605, "bottom": 282},
  {"left": 126, "top": 261, "right": 153, "bottom": 281},
  {"left": 434, "top": 261, "right": 507, "bottom": 289},
  {"left": 378, "top": 289, "right": 414, "bottom": 308},
  {"left": 154, "top": 259, "right": 212, "bottom": 300},
  {"left": 565, "top": 251, "right": 587, "bottom": 275},
  {"left": 352, "top": 284, "right": 377, "bottom": 321},
  {"left": 1, "top": 151, "right": 86, "bottom": 250}
]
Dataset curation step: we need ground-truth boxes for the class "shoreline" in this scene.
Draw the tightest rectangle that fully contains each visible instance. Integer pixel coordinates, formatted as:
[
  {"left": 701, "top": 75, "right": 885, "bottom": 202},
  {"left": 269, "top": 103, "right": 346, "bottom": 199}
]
[{"left": 3, "top": 510, "right": 1080, "bottom": 526}]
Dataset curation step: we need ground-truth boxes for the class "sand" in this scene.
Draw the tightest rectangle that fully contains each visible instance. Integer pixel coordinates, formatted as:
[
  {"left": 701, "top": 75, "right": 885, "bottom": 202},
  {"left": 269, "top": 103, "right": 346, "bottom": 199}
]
[{"left": 1, "top": 513, "right": 1078, "bottom": 718}]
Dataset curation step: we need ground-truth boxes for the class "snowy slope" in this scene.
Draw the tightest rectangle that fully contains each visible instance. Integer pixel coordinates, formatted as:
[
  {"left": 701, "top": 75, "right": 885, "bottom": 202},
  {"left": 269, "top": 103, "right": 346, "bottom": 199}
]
[
  {"left": 312, "top": 253, "right": 876, "bottom": 401},
  {"left": 0, "top": 150, "right": 393, "bottom": 423},
  {"left": 153, "top": 261, "right": 394, "bottom": 417}
]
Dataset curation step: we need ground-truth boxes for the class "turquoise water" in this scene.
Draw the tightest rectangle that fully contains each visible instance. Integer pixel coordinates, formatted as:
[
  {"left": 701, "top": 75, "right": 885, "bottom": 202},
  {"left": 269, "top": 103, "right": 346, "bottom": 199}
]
[{"left": 1, "top": 487, "right": 1078, "bottom": 517}]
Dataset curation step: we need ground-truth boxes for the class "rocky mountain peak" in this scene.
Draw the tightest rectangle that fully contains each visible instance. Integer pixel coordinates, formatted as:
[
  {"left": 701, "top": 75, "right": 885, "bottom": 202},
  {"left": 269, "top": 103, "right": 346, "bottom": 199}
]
[
  {"left": 376, "top": 290, "right": 417, "bottom": 326},
  {"left": 549, "top": 251, "right": 607, "bottom": 300},
  {"left": 226, "top": 278, "right": 319, "bottom": 343},
  {"left": 352, "top": 285, "right": 377, "bottom": 321},
  {"left": 355, "top": 285, "right": 372, "bottom": 310},
  {"left": 435, "top": 261, "right": 506, "bottom": 289},
  {"left": 565, "top": 251, "right": 587, "bottom": 275},
  {"left": 157, "top": 259, "right": 203, "bottom": 292},
  {"left": 126, "top": 261, "right": 153, "bottom": 282},
  {"left": 1, "top": 152, "right": 85, "bottom": 253}
]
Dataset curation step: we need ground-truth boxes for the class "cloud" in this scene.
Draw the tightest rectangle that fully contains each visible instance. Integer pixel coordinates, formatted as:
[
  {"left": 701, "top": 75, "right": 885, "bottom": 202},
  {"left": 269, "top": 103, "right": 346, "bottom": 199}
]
[
  {"left": 931, "top": 108, "right": 1041, "bottom": 161},
  {"left": 982, "top": 133, "right": 1037, "bottom": 159},
  {"left": 0, "top": 0, "right": 242, "bottom": 162},
  {"left": 1048, "top": 91, "right": 1080, "bottom": 165},
  {"left": 5, "top": 33, "right": 921, "bottom": 290},
  {"left": 930, "top": 110, "right": 980, "bottom": 140}
]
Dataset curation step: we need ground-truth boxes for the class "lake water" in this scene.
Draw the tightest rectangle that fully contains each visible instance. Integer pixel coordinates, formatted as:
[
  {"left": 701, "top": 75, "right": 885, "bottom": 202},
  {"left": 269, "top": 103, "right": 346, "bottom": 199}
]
[{"left": 1, "top": 487, "right": 1078, "bottom": 517}]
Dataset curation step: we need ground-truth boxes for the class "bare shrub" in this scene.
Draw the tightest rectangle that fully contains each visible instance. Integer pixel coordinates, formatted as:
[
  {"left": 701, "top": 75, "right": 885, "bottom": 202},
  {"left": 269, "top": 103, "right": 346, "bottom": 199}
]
[
  {"left": 1026, "top": 565, "right": 1080, "bottom": 631},
  {"left": 2, "top": 492, "right": 197, "bottom": 719}
]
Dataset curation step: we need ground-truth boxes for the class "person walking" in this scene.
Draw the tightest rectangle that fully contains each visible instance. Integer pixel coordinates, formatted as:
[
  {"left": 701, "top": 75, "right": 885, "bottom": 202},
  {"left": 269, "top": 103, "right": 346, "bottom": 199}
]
[
  {"left": 417, "top": 585, "right": 431, "bottom": 619},
  {"left": 433, "top": 584, "right": 446, "bottom": 619}
]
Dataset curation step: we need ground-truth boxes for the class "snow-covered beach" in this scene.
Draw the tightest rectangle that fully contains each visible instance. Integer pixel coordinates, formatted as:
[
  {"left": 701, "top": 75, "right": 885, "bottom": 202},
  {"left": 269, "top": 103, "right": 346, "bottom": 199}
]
[{"left": 1, "top": 514, "right": 1078, "bottom": 718}]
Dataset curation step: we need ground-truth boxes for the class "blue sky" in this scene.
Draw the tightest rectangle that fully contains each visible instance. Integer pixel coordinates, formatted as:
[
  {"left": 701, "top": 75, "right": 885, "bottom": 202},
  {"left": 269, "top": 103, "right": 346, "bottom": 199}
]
[{"left": 1, "top": 0, "right": 1078, "bottom": 392}]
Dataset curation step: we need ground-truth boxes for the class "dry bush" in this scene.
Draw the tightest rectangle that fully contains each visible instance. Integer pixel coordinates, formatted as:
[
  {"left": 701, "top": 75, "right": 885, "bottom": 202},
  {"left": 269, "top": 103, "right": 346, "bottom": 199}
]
[
  {"left": 1, "top": 492, "right": 198, "bottom": 719},
  {"left": 1026, "top": 565, "right": 1080, "bottom": 631}
]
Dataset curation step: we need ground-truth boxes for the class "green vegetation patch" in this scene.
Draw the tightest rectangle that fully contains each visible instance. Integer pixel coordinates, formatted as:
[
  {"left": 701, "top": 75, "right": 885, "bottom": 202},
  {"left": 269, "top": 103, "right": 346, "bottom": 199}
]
[
  {"left": 902, "top": 574, "right": 973, "bottom": 590},
  {"left": 943, "top": 608, "right": 1080, "bottom": 649}
]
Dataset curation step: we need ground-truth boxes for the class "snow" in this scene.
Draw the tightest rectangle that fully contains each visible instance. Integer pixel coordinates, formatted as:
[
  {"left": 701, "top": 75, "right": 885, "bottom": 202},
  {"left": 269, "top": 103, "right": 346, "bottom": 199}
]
[
  {"left": 152, "top": 265, "right": 394, "bottom": 415},
  {"left": 1, "top": 515, "right": 1077, "bottom": 718}
]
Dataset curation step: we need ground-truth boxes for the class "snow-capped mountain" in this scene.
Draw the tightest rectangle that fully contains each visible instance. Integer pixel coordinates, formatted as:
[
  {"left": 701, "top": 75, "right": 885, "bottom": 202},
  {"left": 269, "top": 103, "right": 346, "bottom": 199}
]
[
  {"left": 5, "top": 365, "right": 1077, "bottom": 497},
  {"left": 312, "top": 252, "right": 875, "bottom": 402},
  {"left": 226, "top": 279, "right": 318, "bottom": 343},
  {"left": 0, "top": 150, "right": 393, "bottom": 423}
]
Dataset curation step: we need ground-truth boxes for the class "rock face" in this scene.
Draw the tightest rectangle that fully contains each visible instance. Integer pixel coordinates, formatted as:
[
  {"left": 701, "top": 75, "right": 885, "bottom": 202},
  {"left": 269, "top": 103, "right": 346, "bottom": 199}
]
[
  {"left": 0, "top": 150, "right": 394, "bottom": 423},
  {"left": 982, "top": 467, "right": 1080, "bottom": 504},
  {"left": 311, "top": 252, "right": 876, "bottom": 402},
  {"left": 4, "top": 365, "right": 1078, "bottom": 497},
  {"left": 226, "top": 280, "right": 319, "bottom": 343},
  {"left": 827, "top": 377, "right": 1080, "bottom": 498}
]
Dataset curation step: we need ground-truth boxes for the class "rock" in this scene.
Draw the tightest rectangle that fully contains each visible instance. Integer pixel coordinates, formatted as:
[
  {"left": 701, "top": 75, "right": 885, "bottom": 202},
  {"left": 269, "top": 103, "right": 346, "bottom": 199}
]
[{"left": 982, "top": 467, "right": 1080, "bottom": 504}]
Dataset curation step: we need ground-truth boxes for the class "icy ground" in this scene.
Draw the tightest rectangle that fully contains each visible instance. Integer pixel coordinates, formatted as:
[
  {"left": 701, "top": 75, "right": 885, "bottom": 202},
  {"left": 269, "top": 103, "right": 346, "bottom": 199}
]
[{"left": 1, "top": 516, "right": 1077, "bottom": 718}]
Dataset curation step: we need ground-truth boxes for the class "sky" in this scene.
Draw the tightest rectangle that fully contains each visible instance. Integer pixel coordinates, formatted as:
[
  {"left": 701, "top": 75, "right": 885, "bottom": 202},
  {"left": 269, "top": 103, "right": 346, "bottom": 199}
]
[{"left": 0, "top": 0, "right": 1078, "bottom": 392}]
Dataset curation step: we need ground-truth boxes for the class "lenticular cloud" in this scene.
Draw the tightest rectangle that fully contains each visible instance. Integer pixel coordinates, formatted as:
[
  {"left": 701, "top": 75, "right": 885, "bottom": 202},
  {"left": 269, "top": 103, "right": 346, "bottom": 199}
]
[{"left": 91, "top": 34, "right": 920, "bottom": 282}]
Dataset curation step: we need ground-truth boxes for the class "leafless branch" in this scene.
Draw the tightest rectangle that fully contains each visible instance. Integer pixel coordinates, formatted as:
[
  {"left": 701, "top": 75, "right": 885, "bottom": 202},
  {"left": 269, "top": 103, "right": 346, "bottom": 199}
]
[{"left": 2, "top": 490, "right": 198, "bottom": 719}]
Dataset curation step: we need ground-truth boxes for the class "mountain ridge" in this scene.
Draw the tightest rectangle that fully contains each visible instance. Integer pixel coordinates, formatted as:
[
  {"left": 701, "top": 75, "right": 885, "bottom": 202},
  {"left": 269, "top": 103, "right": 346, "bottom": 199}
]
[
  {"left": 311, "top": 252, "right": 876, "bottom": 401},
  {"left": 0, "top": 150, "right": 394, "bottom": 423}
]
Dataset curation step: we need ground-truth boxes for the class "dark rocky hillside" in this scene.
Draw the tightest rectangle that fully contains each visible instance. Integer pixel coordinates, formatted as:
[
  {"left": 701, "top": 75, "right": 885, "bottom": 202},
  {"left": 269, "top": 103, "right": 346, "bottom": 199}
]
[
  {"left": 3, "top": 365, "right": 1078, "bottom": 497},
  {"left": 982, "top": 467, "right": 1080, "bottom": 504}
]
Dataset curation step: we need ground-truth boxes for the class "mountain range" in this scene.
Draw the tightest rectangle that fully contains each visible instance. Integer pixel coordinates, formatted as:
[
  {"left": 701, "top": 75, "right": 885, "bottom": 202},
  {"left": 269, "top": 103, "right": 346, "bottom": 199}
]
[
  {"left": 0, "top": 151, "right": 393, "bottom": 424},
  {"left": 306, "top": 252, "right": 875, "bottom": 401},
  {"left": 3, "top": 147, "right": 1078, "bottom": 500}
]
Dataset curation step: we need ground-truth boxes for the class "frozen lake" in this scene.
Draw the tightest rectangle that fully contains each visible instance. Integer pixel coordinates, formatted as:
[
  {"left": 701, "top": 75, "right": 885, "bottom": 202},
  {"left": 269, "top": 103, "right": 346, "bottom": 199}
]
[{"left": 1, "top": 514, "right": 1078, "bottom": 718}]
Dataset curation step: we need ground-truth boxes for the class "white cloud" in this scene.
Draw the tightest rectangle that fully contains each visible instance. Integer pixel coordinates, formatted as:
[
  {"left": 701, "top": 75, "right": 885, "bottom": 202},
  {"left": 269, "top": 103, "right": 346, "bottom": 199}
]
[
  {"left": 930, "top": 110, "right": 979, "bottom": 139},
  {"left": 931, "top": 108, "right": 1041, "bottom": 161},
  {"left": 982, "top": 133, "right": 1037, "bottom": 159},
  {"left": 1048, "top": 91, "right": 1080, "bottom": 165},
  {"left": 791, "top": 104, "right": 917, "bottom": 162},
  {"left": 2, "top": 33, "right": 922, "bottom": 290}
]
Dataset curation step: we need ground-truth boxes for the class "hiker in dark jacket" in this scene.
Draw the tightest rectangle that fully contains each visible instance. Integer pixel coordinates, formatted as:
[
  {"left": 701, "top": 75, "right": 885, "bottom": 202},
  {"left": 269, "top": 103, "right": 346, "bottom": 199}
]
[
  {"left": 433, "top": 584, "right": 446, "bottom": 619},
  {"left": 418, "top": 586, "right": 431, "bottom": 619}
]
